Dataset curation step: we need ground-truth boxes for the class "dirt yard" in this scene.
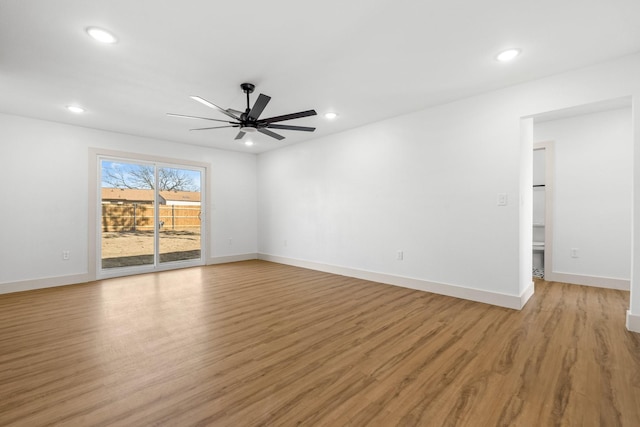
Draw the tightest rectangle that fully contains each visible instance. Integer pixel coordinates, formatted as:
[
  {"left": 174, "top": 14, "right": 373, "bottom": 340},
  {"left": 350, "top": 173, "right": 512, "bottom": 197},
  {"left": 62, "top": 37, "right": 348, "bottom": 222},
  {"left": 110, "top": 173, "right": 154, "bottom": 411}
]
[{"left": 101, "top": 230, "right": 201, "bottom": 268}]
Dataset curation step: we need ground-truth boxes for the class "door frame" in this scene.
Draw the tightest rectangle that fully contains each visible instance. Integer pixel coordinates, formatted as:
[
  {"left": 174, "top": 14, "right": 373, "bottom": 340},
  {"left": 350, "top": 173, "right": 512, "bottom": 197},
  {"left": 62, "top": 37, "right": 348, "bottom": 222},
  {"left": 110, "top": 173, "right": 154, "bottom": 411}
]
[
  {"left": 533, "top": 141, "right": 555, "bottom": 281},
  {"left": 88, "top": 148, "right": 211, "bottom": 280}
]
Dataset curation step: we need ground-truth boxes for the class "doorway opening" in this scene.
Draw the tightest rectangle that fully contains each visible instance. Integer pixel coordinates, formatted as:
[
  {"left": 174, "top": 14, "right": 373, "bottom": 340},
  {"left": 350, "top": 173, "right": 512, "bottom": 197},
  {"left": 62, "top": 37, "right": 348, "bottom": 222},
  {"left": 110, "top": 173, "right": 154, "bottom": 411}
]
[
  {"left": 532, "top": 142, "right": 554, "bottom": 279},
  {"left": 530, "top": 97, "right": 632, "bottom": 290}
]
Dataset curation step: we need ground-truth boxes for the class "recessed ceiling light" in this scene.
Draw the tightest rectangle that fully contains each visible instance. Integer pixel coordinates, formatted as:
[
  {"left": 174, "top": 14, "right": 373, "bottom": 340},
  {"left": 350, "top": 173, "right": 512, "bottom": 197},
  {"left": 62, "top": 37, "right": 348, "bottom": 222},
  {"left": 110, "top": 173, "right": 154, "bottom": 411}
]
[
  {"left": 496, "top": 48, "right": 521, "bottom": 62},
  {"left": 244, "top": 140, "right": 254, "bottom": 147},
  {"left": 86, "top": 27, "right": 117, "bottom": 44},
  {"left": 66, "top": 105, "right": 85, "bottom": 114},
  {"left": 324, "top": 112, "right": 338, "bottom": 119}
]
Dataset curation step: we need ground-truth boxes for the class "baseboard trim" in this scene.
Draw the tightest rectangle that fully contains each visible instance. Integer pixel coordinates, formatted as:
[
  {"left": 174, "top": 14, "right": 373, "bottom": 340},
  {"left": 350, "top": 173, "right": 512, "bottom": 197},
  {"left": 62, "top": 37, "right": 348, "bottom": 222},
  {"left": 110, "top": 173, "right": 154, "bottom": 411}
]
[
  {"left": 0, "top": 254, "right": 259, "bottom": 295},
  {"left": 208, "top": 253, "right": 258, "bottom": 265},
  {"left": 521, "top": 281, "right": 535, "bottom": 307},
  {"left": 0, "top": 273, "right": 90, "bottom": 295},
  {"left": 0, "top": 255, "right": 533, "bottom": 309},
  {"left": 258, "top": 254, "right": 526, "bottom": 310},
  {"left": 545, "top": 271, "right": 629, "bottom": 291},
  {"left": 627, "top": 311, "right": 640, "bottom": 333}
]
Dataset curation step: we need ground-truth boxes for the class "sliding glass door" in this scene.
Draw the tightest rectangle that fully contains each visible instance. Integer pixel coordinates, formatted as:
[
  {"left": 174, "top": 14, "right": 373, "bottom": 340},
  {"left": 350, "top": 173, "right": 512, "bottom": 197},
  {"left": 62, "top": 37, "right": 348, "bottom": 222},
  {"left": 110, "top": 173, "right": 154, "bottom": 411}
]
[
  {"left": 158, "top": 166, "right": 202, "bottom": 264},
  {"left": 98, "top": 157, "right": 204, "bottom": 276}
]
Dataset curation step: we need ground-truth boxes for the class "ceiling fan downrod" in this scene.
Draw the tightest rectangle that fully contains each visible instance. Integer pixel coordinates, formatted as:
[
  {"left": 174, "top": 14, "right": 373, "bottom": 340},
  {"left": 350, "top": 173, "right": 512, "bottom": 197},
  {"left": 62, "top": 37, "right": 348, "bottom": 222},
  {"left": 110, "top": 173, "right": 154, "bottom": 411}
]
[{"left": 240, "top": 83, "right": 255, "bottom": 115}]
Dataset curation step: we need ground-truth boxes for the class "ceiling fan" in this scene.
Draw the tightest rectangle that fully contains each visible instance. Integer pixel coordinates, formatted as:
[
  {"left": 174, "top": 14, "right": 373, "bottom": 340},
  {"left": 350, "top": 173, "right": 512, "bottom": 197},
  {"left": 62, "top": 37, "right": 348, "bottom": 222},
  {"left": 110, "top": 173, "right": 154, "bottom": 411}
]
[{"left": 167, "top": 83, "right": 317, "bottom": 141}]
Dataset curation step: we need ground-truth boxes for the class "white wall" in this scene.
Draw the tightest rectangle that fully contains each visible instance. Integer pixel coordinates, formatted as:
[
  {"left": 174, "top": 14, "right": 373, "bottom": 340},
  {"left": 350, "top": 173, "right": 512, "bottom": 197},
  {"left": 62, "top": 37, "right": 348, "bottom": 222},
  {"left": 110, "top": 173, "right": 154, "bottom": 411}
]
[
  {"left": 258, "top": 94, "right": 525, "bottom": 306},
  {"left": 0, "top": 113, "right": 257, "bottom": 289},
  {"left": 258, "top": 53, "right": 640, "bottom": 313},
  {"left": 2, "top": 54, "right": 640, "bottom": 329},
  {"left": 535, "top": 108, "right": 632, "bottom": 282}
]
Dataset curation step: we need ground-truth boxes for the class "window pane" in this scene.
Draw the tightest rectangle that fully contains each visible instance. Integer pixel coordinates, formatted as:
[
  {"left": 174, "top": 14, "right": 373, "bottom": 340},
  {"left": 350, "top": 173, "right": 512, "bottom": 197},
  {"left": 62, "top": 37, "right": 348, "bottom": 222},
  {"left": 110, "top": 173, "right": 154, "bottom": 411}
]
[
  {"left": 100, "top": 160, "right": 156, "bottom": 269},
  {"left": 158, "top": 167, "right": 202, "bottom": 263}
]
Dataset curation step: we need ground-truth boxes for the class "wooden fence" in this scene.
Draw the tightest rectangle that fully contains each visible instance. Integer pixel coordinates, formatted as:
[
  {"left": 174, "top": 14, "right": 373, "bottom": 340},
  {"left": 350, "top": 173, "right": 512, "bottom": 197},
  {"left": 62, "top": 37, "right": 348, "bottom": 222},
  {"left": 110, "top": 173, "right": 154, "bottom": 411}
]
[{"left": 101, "top": 203, "right": 200, "bottom": 232}]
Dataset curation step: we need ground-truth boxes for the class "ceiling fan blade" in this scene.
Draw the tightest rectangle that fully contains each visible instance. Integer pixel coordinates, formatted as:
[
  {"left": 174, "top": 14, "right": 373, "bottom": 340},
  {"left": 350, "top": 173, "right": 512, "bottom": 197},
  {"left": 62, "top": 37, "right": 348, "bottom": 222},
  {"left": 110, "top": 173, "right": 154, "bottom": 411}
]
[
  {"left": 260, "top": 109, "right": 317, "bottom": 124},
  {"left": 167, "top": 113, "right": 232, "bottom": 123},
  {"left": 248, "top": 94, "right": 271, "bottom": 120},
  {"left": 267, "top": 124, "right": 316, "bottom": 132},
  {"left": 190, "top": 96, "right": 240, "bottom": 120},
  {"left": 234, "top": 131, "right": 246, "bottom": 140},
  {"left": 257, "top": 128, "right": 285, "bottom": 140},
  {"left": 189, "top": 125, "right": 237, "bottom": 131},
  {"left": 227, "top": 108, "right": 244, "bottom": 116}
]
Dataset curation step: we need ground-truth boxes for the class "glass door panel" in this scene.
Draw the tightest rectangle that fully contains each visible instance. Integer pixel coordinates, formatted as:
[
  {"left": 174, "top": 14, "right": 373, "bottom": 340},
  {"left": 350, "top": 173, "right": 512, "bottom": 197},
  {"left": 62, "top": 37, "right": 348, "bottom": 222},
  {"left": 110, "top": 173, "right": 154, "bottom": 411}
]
[
  {"left": 97, "top": 157, "right": 205, "bottom": 277},
  {"left": 158, "top": 167, "right": 202, "bottom": 264},
  {"left": 100, "top": 160, "right": 156, "bottom": 269}
]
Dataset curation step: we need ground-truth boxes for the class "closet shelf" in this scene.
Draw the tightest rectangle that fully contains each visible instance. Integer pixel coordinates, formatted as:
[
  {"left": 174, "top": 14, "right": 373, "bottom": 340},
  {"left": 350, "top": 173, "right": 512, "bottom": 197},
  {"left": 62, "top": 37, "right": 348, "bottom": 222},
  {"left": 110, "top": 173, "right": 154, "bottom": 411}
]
[{"left": 533, "top": 241, "right": 545, "bottom": 251}]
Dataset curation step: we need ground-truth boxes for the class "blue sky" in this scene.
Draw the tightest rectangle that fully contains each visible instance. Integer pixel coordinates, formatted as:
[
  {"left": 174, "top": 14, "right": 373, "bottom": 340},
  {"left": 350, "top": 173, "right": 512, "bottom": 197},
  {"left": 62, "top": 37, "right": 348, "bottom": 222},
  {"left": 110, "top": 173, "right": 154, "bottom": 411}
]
[{"left": 101, "top": 160, "right": 201, "bottom": 191}]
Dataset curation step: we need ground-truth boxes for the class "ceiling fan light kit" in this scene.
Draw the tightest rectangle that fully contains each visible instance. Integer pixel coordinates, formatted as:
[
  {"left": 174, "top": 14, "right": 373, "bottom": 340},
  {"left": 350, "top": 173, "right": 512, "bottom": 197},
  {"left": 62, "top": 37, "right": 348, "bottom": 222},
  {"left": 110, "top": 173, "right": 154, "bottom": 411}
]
[{"left": 169, "top": 83, "right": 317, "bottom": 141}]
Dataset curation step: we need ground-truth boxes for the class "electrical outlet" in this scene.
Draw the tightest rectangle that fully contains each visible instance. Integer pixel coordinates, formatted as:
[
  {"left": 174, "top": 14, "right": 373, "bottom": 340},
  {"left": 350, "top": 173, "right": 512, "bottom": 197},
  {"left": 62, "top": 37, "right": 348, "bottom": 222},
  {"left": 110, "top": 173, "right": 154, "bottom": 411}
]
[
  {"left": 283, "top": 239, "right": 288, "bottom": 247},
  {"left": 571, "top": 248, "right": 579, "bottom": 258},
  {"left": 397, "top": 250, "right": 404, "bottom": 261},
  {"left": 62, "top": 250, "right": 70, "bottom": 260},
  {"left": 228, "top": 238, "right": 232, "bottom": 246}
]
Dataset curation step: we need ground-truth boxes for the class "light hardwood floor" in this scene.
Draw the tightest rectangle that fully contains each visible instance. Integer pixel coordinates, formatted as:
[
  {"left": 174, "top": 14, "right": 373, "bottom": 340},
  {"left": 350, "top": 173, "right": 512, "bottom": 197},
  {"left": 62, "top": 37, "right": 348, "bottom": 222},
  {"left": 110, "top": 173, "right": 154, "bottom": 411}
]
[{"left": 1, "top": 260, "right": 639, "bottom": 426}]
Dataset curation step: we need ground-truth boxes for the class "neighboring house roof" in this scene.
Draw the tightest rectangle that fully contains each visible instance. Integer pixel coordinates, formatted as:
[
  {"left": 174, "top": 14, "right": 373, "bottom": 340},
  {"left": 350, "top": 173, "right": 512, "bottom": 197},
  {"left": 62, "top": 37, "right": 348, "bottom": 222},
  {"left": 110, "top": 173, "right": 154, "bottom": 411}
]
[
  {"left": 159, "top": 190, "right": 201, "bottom": 203},
  {"left": 102, "top": 188, "right": 156, "bottom": 202},
  {"left": 101, "top": 188, "right": 200, "bottom": 203}
]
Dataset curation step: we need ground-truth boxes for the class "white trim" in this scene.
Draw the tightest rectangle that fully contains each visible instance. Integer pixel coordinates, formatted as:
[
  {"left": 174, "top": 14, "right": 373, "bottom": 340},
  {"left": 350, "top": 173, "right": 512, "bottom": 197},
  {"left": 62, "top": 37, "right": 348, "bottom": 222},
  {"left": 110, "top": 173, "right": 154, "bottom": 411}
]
[
  {"left": 520, "top": 281, "right": 535, "bottom": 307},
  {"left": 520, "top": 117, "right": 534, "bottom": 304},
  {"left": 89, "top": 148, "right": 211, "bottom": 281},
  {"left": 258, "top": 254, "right": 528, "bottom": 310},
  {"left": 0, "top": 256, "right": 532, "bottom": 308},
  {"left": 632, "top": 93, "right": 640, "bottom": 336},
  {"left": 0, "top": 253, "right": 258, "bottom": 294},
  {"left": 96, "top": 259, "right": 207, "bottom": 280},
  {"left": 533, "top": 141, "right": 555, "bottom": 280},
  {"left": 208, "top": 253, "right": 258, "bottom": 265},
  {"left": 545, "top": 271, "right": 630, "bottom": 290},
  {"left": 627, "top": 310, "right": 640, "bottom": 333},
  {"left": 88, "top": 149, "right": 98, "bottom": 280},
  {"left": 0, "top": 274, "right": 89, "bottom": 295}
]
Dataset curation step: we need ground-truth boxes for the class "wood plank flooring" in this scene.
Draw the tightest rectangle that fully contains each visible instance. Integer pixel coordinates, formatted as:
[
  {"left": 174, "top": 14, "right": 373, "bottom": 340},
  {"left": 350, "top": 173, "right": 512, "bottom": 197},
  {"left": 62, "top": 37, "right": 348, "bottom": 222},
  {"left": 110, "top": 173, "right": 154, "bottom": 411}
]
[{"left": 1, "top": 260, "right": 639, "bottom": 426}]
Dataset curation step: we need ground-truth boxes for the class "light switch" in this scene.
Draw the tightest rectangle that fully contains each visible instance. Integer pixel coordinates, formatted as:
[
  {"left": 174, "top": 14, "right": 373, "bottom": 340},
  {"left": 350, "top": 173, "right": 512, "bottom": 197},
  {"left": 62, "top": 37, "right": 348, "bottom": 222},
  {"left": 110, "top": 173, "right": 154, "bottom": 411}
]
[{"left": 497, "top": 193, "right": 508, "bottom": 206}]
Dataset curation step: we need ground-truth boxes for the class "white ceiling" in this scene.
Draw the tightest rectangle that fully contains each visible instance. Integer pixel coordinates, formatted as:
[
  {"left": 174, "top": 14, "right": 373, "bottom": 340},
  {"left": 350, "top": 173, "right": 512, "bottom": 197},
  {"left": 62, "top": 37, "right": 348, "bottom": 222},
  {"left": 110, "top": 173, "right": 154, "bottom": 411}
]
[{"left": 1, "top": 0, "right": 639, "bottom": 153}]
